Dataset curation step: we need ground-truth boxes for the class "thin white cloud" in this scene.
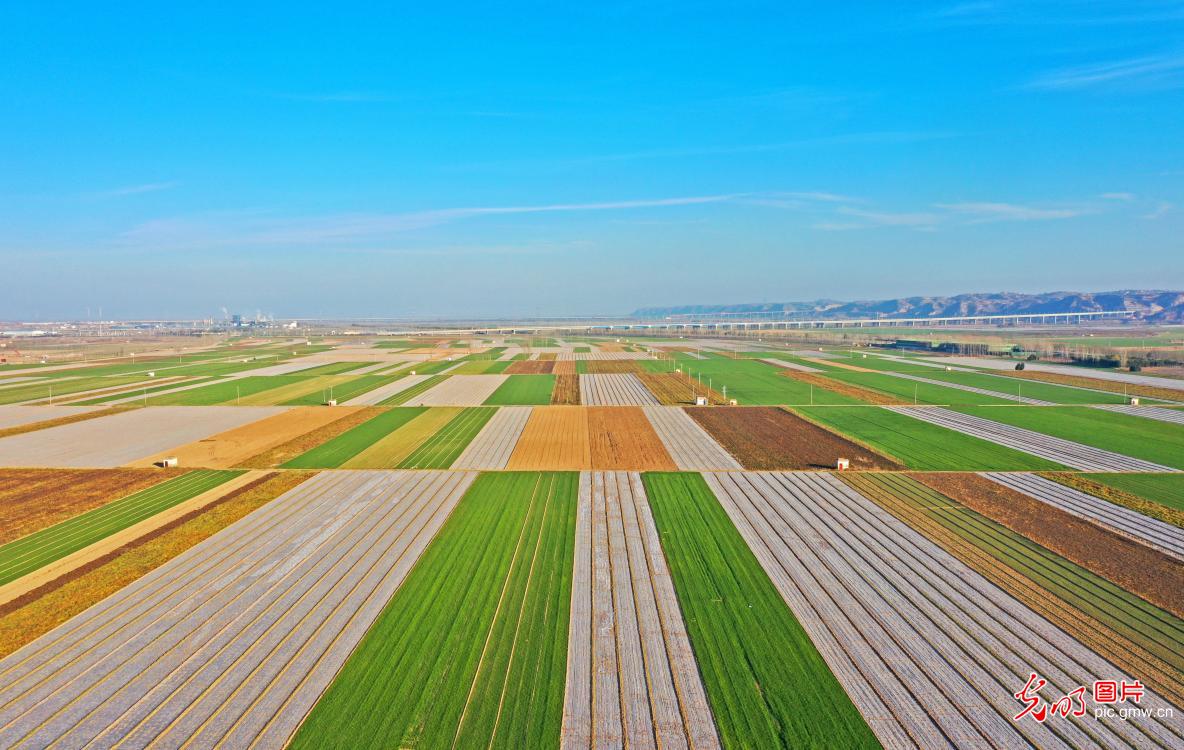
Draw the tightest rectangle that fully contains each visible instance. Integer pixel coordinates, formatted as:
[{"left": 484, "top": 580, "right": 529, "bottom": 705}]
[
  {"left": 836, "top": 206, "right": 940, "bottom": 227},
  {"left": 118, "top": 194, "right": 740, "bottom": 250},
  {"left": 935, "top": 202, "right": 1085, "bottom": 222},
  {"left": 92, "top": 182, "right": 179, "bottom": 198},
  {"left": 1025, "top": 53, "right": 1184, "bottom": 90},
  {"left": 1145, "top": 201, "right": 1174, "bottom": 219},
  {"left": 1100, "top": 192, "right": 1137, "bottom": 201}
]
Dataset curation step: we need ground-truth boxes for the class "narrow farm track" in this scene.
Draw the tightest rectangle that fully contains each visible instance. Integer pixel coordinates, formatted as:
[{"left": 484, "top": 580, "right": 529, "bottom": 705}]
[
  {"left": 641, "top": 406, "right": 741, "bottom": 470},
  {"left": 405, "top": 374, "right": 510, "bottom": 406},
  {"left": 561, "top": 471, "right": 719, "bottom": 750},
  {"left": 0, "top": 470, "right": 476, "bottom": 749},
  {"left": 887, "top": 406, "right": 1174, "bottom": 471},
  {"left": 452, "top": 406, "right": 531, "bottom": 469},
  {"left": 984, "top": 472, "right": 1184, "bottom": 561},
  {"left": 704, "top": 471, "right": 1184, "bottom": 750},
  {"left": 884, "top": 371, "right": 1056, "bottom": 404},
  {"left": 1090, "top": 404, "right": 1184, "bottom": 426},
  {"left": 578, "top": 374, "right": 659, "bottom": 406}
]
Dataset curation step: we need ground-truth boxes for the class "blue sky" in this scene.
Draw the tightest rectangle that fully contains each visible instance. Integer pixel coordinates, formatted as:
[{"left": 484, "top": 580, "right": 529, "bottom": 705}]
[{"left": 1, "top": 1, "right": 1182, "bottom": 319}]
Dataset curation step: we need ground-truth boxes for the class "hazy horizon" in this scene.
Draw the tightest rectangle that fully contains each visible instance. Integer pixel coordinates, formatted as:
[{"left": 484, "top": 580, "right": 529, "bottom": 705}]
[{"left": 3, "top": 2, "right": 1182, "bottom": 319}]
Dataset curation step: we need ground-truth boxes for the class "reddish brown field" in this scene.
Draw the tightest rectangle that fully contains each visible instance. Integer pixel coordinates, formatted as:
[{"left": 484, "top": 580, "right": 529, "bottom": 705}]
[
  {"left": 587, "top": 407, "right": 676, "bottom": 471},
  {"left": 505, "top": 360, "right": 555, "bottom": 374},
  {"left": 551, "top": 374, "right": 581, "bottom": 405},
  {"left": 638, "top": 373, "right": 726, "bottom": 405},
  {"left": 912, "top": 472, "right": 1184, "bottom": 618},
  {"left": 778, "top": 370, "right": 907, "bottom": 405},
  {"left": 536, "top": 353, "right": 558, "bottom": 361},
  {"left": 584, "top": 360, "right": 642, "bottom": 374},
  {"left": 0, "top": 469, "right": 182, "bottom": 544},
  {"left": 687, "top": 406, "right": 900, "bottom": 470}
]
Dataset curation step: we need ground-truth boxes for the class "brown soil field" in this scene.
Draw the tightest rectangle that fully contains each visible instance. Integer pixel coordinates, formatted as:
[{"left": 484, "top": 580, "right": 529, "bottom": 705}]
[
  {"left": 129, "top": 406, "right": 367, "bottom": 469},
  {"left": 0, "top": 470, "right": 313, "bottom": 657},
  {"left": 536, "top": 352, "right": 558, "bottom": 361},
  {"left": 0, "top": 406, "right": 132, "bottom": 440},
  {"left": 778, "top": 370, "right": 908, "bottom": 404},
  {"left": 506, "top": 406, "right": 590, "bottom": 470},
  {"left": 598, "top": 343, "right": 624, "bottom": 352},
  {"left": 1042, "top": 473, "right": 1184, "bottom": 528},
  {"left": 587, "top": 407, "right": 676, "bottom": 471},
  {"left": 996, "top": 369, "right": 1184, "bottom": 402},
  {"left": 551, "top": 374, "right": 581, "bottom": 405},
  {"left": 912, "top": 472, "right": 1184, "bottom": 618},
  {"left": 0, "top": 469, "right": 181, "bottom": 545},
  {"left": 584, "top": 360, "right": 642, "bottom": 374},
  {"left": 842, "top": 473, "right": 1184, "bottom": 708},
  {"left": 687, "top": 406, "right": 901, "bottom": 470},
  {"left": 505, "top": 360, "right": 555, "bottom": 374},
  {"left": 237, "top": 406, "right": 384, "bottom": 468},
  {"left": 637, "top": 373, "right": 726, "bottom": 405},
  {"left": 552, "top": 360, "right": 576, "bottom": 375},
  {"left": 804, "top": 358, "right": 874, "bottom": 372}
]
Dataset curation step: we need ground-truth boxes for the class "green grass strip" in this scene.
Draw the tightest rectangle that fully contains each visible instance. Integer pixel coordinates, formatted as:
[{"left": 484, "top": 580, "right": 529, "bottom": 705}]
[
  {"left": 292, "top": 472, "right": 577, "bottom": 749},
  {"left": 73, "top": 377, "right": 221, "bottom": 405},
  {"left": 280, "top": 375, "right": 394, "bottom": 406},
  {"left": 398, "top": 407, "right": 497, "bottom": 469},
  {"left": 379, "top": 374, "right": 450, "bottom": 406},
  {"left": 950, "top": 405, "right": 1184, "bottom": 469},
  {"left": 484, "top": 374, "right": 556, "bottom": 405},
  {"left": 0, "top": 469, "right": 241, "bottom": 586},
  {"left": 282, "top": 408, "right": 425, "bottom": 468},
  {"left": 146, "top": 376, "right": 305, "bottom": 406},
  {"left": 644, "top": 472, "right": 879, "bottom": 749},
  {"left": 864, "top": 473, "right": 1184, "bottom": 672},
  {"left": 1074, "top": 473, "right": 1184, "bottom": 514},
  {"left": 0, "top": 375, "right": 150, "bottom": 405}
]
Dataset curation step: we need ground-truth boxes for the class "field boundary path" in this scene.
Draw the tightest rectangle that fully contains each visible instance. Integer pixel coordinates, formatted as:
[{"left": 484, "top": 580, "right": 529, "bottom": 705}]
[
  {"left": 704, "top": 471, "right": 1184, "bottom": 750},
  {"left": 451, "top": 406, "right": 530, "bottom": 469},
  {"left": 885, "top": 372, "right": 1055, "bottom": 404},
  {"left": 0, "top": 469, "right": 476, "bottom": 749},
  {"left": 561, "top": 471, "right": 720, "bottom": 749},
  {"left": 579, "top": 374, "right": 659, "bottom": 406},
  {"left": 886, "top": 406, "right": 1174, "bottom": 471},
  {"left": 758, "top": 357, "right": 822, "bottom": 373},
  {"left": 641, "top": 406, "right": 741, "bottom": 470},
  {"left": 983, "top": 472, "right": 1184, "bottom": 561}
]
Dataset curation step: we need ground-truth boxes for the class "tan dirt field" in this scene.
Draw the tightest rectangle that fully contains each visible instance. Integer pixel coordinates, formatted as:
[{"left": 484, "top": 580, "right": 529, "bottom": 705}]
[
  {"left": 552, "top": 360, "right": 577, "bottom": 376},
  {"left": 637, "top": 373, "right": 726, "bottom": 405},
  {"left": 342, "top": 407, "right": 461, "bottom": 468},
  {"left": 0, "top": 469, "right": 181, "bottom": 545},
  {"left": 0, "top": 470, "right": 268, "bottom": 610},
  {"left": 778, "top": 370, "right": 908, "bottom": 405},
  {"left": 551, "top": 374, "right": 581, "bottom": 405},
  {"left": 0, "top": 470, "right": 313, "bottom": 657},
  {"left": 506, "top": 406, "right": 591, "bottom": 470},
  {"left": 505, "top": 360, "right": 555, "bottom": 374},
  {"left": 584, "top": 361, "right": 642, "bottom": 374},
  {"left": 129, "top": 406, "right": 368, "bottom": 468},
  {"left": 587, "top": 407, "right": 676, "bottom": 471},
  {"left": 236, "top": 407, "right": 384, "bottom": 468},
  {"left": 912, "top": 472, "right": 1184, "bottom": 618}
]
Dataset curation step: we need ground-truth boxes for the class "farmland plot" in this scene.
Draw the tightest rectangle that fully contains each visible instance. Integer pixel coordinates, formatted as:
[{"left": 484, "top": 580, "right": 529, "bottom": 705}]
[
  {"left": 579, "top": 374, "right": 659, "bottom": 406},
  {"left": 642, "top": 406, "right": 741, "bottom": 470},
  {"left": 0, "top": 406, "right": 285, "bottom": 468},
  {"left": 562, "top": 471, "right": 719, "bottom": 749},
  {"left": 452, "top": 406, "right": 531, "bottom": 470},
  {"left": 637, "top": 373, "right": 726, "bottom": 405},
  {"left": 586, "top": 407, "right": 676, "bottom": 471},
  {"left": 1089, "top": 404, "right": 1184, "bottom": 426},
  {"left": 880, "top": 371, "right": 1055, "bottom": 404},
  {"left": 891, "top": 406, "right": 1175, "bottom": 471},
  {"left": 1063, "top": 473, "right": 1184, "bottom": 516},
  {"left": 397, "top": 407, "right": 496, "bottom": 469},
  {"left": 293, "top": 472, "right": 576, "bottom": 749},
  {"left": 405, "top": 374, "right": 509, "bottom": 406},
  {"left": 505, "top": 360, "right": 555, "bottom": 374},
  {"left": 281, "top": 408, "right": 425, "bottom": 468},
  {"left": 342, "top": 408, "right": 460, "bottom": 468},
  {"left": 342, "top": 373, "right": 422, "bottom": 405},
  {"left": 130, "top": 406, "right": 364, "bottom": 468},
  {"left": 705, "top": 471, "right": 1183, "bottom": 749},
  {"left": 507, "top": 406, "right": 590, "bottom": 470},
  {"left": 845, "top": 472, "right": 1184, "bottom": 708},
  {"left": 551, "top": 374, "right": 580, "bottom": 405},
  {"left": 0, "top": 470, "right": 475, "bottom": 749},
  {"left": 0, "top": 405, "right": 105, "bottom": 431},
  {"left": 485, "top": 374, "right": 556, "bottom": 405},
  {"left": 984, "top": 472, "right": 1184, "bottom": 560},
  {"left": 644, "top": 473, "right": 877, "bottom": 748},
  {"left": 689, "top": 407, "right": 899, "bottom": 470}
]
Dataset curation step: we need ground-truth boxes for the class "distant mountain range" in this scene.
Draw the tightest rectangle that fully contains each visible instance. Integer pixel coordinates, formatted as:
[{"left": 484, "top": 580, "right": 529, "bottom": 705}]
[{"left": 632, "top": 290, "right": 1184, "bottom": 322}]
